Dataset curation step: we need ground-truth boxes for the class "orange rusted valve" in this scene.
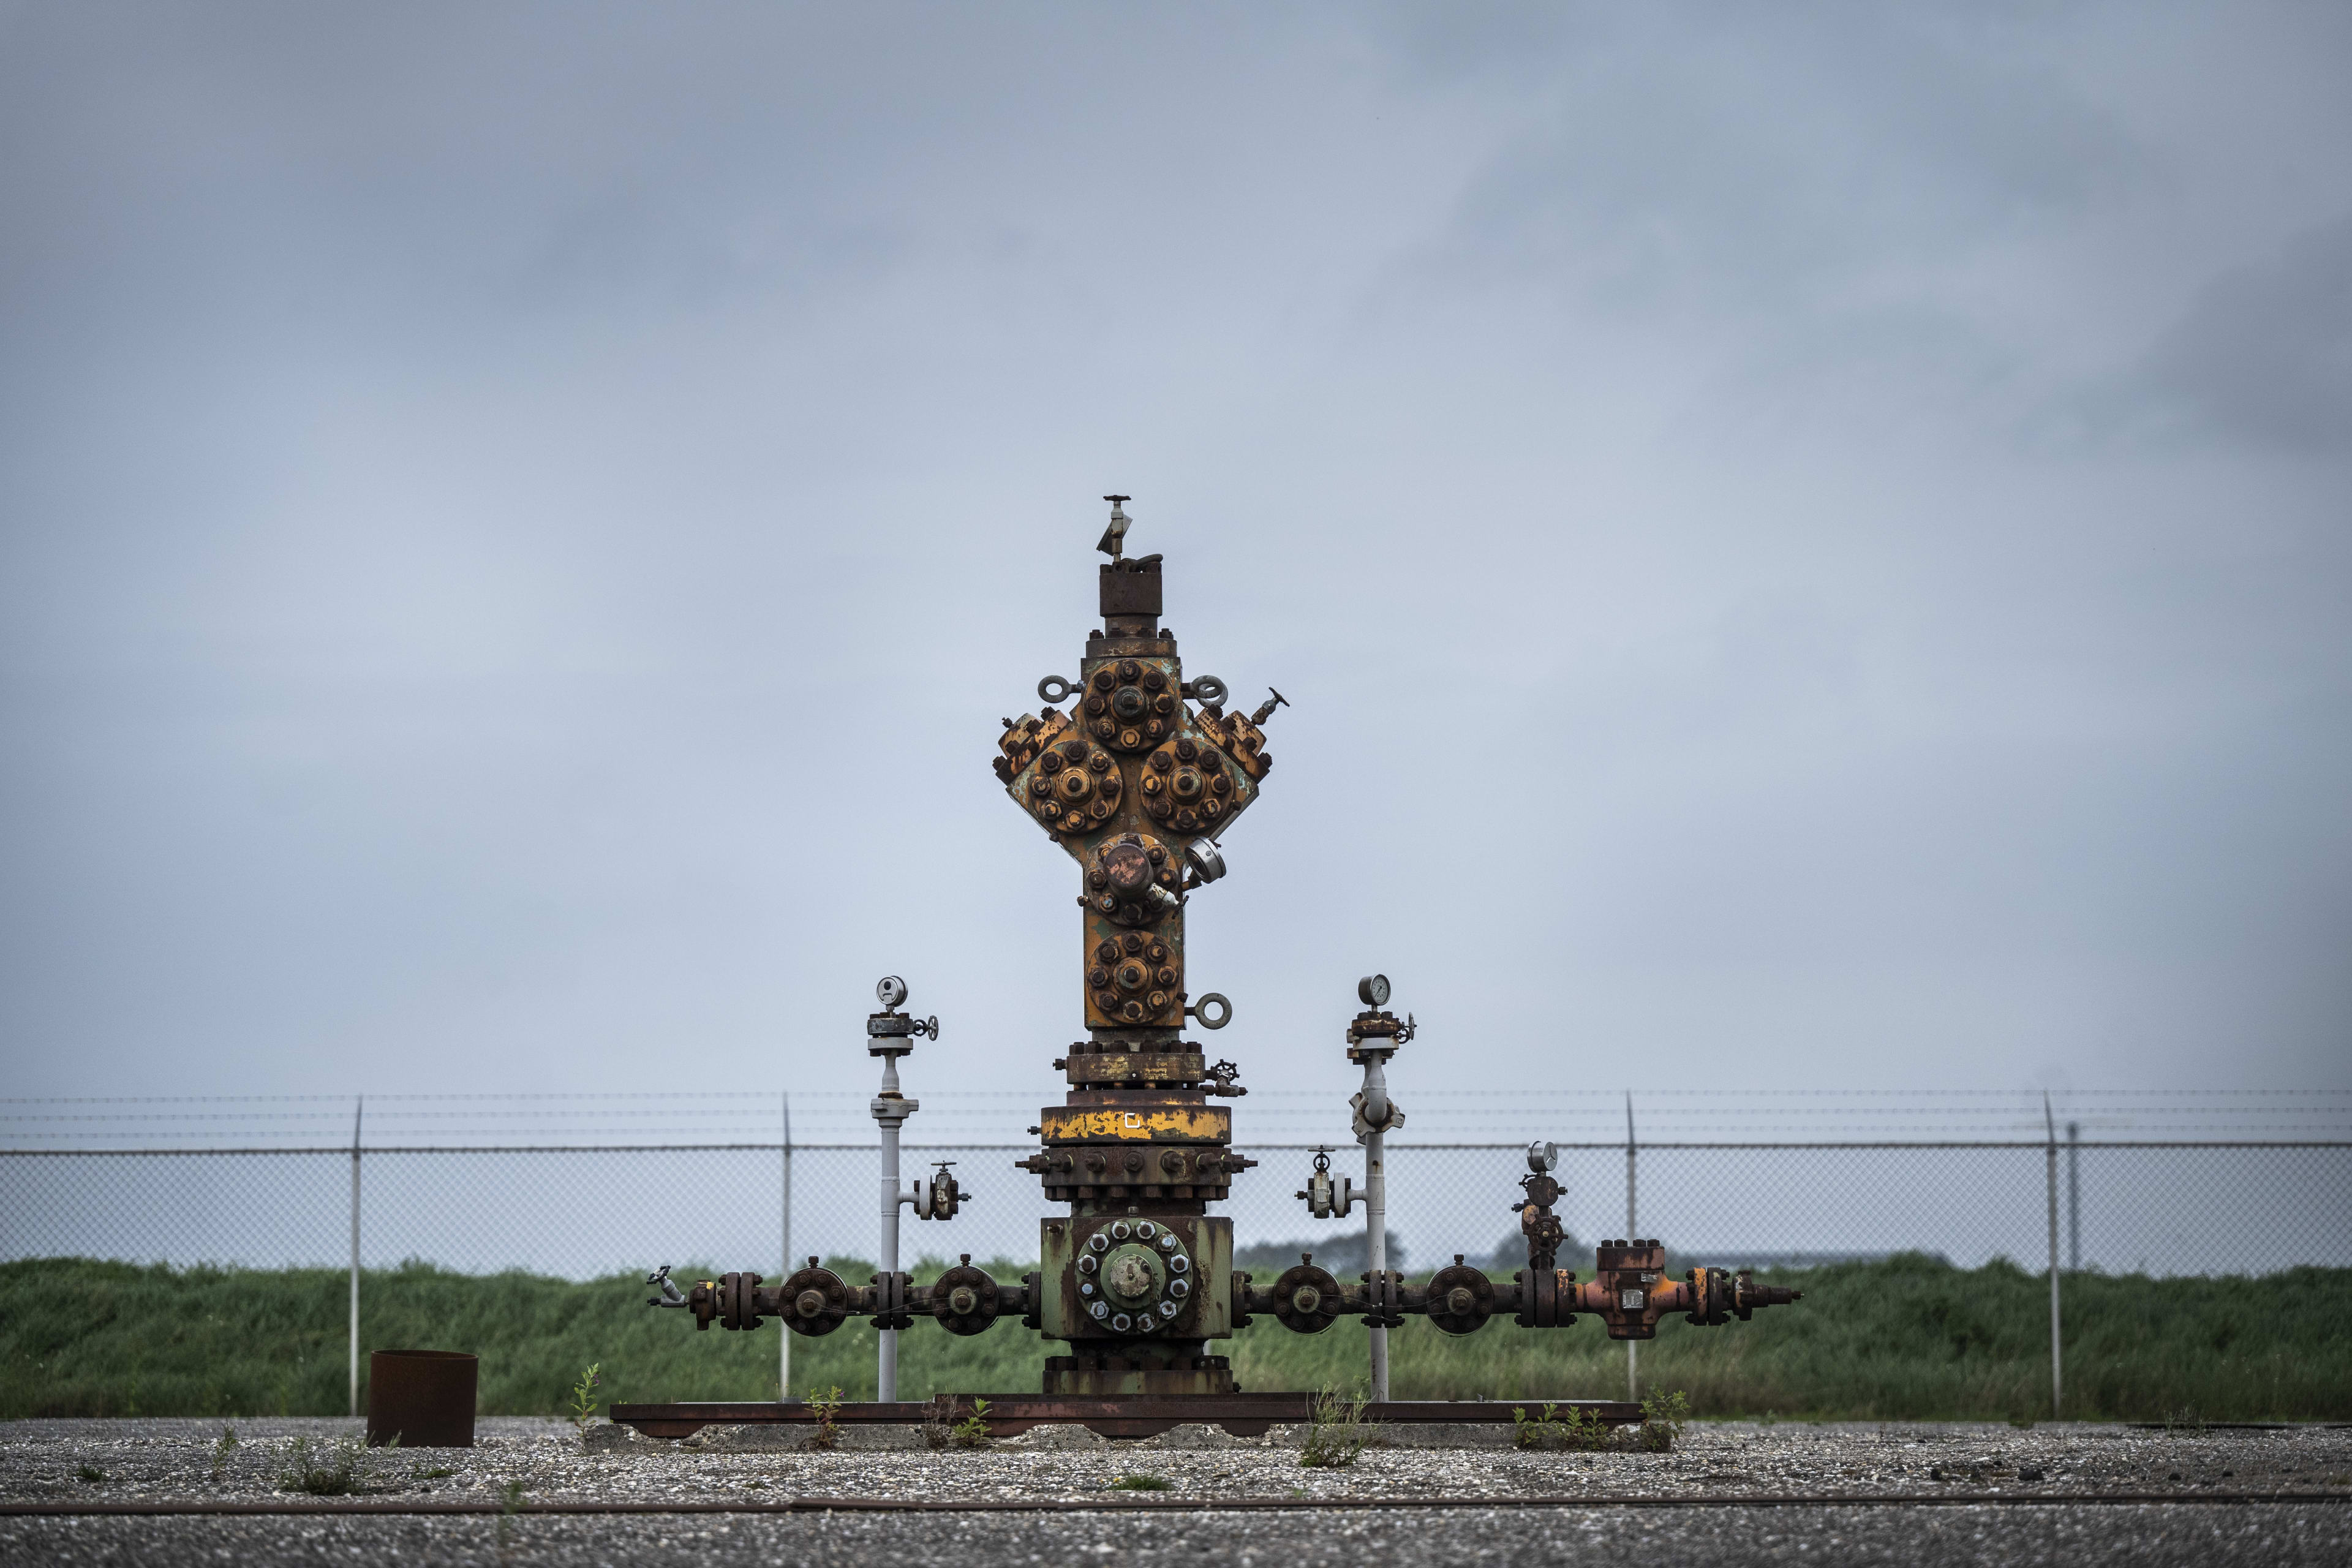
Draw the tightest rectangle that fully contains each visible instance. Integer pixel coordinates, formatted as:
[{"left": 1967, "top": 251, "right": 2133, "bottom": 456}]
[{"left": 1559, "top": 1241, "right": 1804, "bottom": 1340}]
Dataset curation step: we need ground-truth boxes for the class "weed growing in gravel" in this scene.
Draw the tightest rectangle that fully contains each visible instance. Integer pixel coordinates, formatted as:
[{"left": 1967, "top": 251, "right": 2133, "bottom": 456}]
[
  {"left": 75, "top": 1464, "right": 104, "bottom": 1483},
  {"left": 1298, "top": 1386, "right": 1371, "bottom": 1469},
  {"left": 209, "top": 1425, "right": 238, "bottom": 1481},
  {"left": 565, "top": 1363, "right": 601, "bottom": 1431},
  {"left": 951, "top": 1396, "right": 995, "bottom": 1450},
  {"left": 807, "top": 1386, "right": 845, "bottom": 1451},
  {"left": 1512, "top": 1403, "right": 1607, "bottom": 1452},
  {"left": 496, "top": 1479, "right": 526, "bottom": 1548},
  {"left": 1109, "top": 1474, "right": 1172, "bottom": 1491},
  {"left": 1637, "top": 1390, "right": 1689, "bottom": 1452},
  {"left": 411, "top": 1464, "right": 456, "bottom": 1480},
  {"left": 279, "top": 1436, "right": 364, "bottom": 1496}
]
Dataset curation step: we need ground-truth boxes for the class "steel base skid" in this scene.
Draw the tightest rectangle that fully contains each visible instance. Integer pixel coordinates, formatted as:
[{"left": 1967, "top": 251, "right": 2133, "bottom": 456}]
[{"left": 611, "top": 1395, "right": 1642, "bottom": 1441}]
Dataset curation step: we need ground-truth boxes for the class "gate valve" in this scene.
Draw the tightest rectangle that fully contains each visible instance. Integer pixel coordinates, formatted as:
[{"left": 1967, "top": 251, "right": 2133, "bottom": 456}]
[
  {"left": 1247, "top": 688, "right": 1290, "bottom": 726},
  {"left": 1296, "top": 1146, "right": 1362, "bottom": 1219},
  {"left": 1202, "top": 1058, "right": 1248, "bottom": 1097},
  {"left": 913, "top": 1161, "right": 967, "bottom": 1221}
]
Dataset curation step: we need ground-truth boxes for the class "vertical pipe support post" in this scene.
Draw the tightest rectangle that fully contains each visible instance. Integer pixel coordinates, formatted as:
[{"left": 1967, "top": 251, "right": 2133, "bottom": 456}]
[
  {"left": 1344, "top": 976, "right": 1408, "bottom": 1405},
  {"left": 864, "top": 976, "right": 932, "bottom": 1406},
  {"left": 871, "top": 1055, "right": 916, "bottom": 1404},
  {"left": 1625, "top": 1092, "right": 1638, "bottom": 1404},
  {"left": 780, "top": 1091, "right": 793, "bottom": 1403},
  {"left": 1360, "top": 1050, "right": 1390, "bottom": 1403},
  {"left": 2045, "top": 1093, "right": 2062, "bottom": 1420},
  {"left": 348, "top": 1096, "right": 363, "bottom": 1420}
]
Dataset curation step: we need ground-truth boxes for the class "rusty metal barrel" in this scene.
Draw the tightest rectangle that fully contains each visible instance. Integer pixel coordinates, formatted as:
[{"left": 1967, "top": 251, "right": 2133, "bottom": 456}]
[{"left": 366, "top": 1349, "right": 477, "bottom": 1447}]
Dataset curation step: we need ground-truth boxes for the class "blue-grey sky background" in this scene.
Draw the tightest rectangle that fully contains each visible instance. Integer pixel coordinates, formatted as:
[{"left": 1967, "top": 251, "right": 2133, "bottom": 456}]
[{"left": 2, "top": 1, "right": 2347, "bottom": 1109}]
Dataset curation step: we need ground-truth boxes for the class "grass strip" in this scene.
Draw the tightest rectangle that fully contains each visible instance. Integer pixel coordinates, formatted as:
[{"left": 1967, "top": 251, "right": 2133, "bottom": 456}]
[{"left": 4, "top": 1254, "right": 2346, "bottom": 1422}]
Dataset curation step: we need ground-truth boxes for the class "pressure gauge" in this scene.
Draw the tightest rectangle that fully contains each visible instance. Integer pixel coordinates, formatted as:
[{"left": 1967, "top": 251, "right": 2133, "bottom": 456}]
[
  {"left": 1357, "top": 974, "right": 1391, "bottom": 1008},
  {"left": 875, "top": 975, "right": 909, "bottom": 1008}
]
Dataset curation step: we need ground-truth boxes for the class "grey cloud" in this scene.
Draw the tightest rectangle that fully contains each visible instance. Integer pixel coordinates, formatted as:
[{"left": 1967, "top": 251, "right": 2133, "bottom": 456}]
[
  {"left": 2139, "top": 213, "right": 2352, "bottom": 453},
  {"left": 1420, "top": 8, "right": 2147, "bottom": 311},
  {"left": 0, "top": 1, "right": 2348, "bottom": 1110}
]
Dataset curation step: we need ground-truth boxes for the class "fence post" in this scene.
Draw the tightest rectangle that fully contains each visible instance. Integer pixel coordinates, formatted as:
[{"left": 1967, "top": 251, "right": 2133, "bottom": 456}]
[
  {"left": 2045, "top": 1093, "right": 2061, "bottom": 1420},
  {"left": 349, "top": 1096, "right": 362, "bottom": 1420},
  {"left": 790, "top": 1090, "right": 799, "bottom": 1410},
  {"left": 1625, "top": 1092, "right": 1637, "bottom": 1404},
  {"left": 2066, "top": 1120, "right": 2081, "bottom": 1272}
]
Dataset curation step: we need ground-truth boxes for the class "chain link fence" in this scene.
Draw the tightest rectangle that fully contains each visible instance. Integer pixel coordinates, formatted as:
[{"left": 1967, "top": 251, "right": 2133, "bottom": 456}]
[
  {"left": 6, "top": 1139, "right": 2348, "bottom": 1282},
  {"left": 6, "top": 1090, "right": 2348, "bottom": 1416}
]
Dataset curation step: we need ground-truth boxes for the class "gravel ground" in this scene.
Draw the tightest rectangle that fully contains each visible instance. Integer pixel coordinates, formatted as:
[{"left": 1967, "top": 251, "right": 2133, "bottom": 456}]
[{"left": 4, "top": 1417, "right": 2347, "bottom": 1566}]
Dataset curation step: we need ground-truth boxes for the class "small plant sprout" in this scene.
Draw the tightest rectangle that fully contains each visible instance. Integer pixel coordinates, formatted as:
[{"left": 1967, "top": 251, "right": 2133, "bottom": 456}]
[
  {"left": 951, "top": 1396, "right": 995, "bottom": 1450},
  {"left": 1638, "top": 1389, "right": 1691, "bottom": 1452},
  {"left": 807, "top": 1386, "right": 845, "bottom": 1451},
  {"left": 209, "top": 1425, "right": 239, "bottom": 1482},
  {"left": 1109, "top": 1473, "right": 1172, "bottom": 1491},
  {"left": 566, "top": 1363, "right": 603, "bottom": 1431}
]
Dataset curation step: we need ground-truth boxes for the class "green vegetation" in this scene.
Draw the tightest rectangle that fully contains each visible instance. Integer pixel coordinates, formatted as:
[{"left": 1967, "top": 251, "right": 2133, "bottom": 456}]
[
  {"left": 950, "top": 1395, "right": 994, "bottom": 1449},
  {"left": 1298, "top": 1385, "right": 1371, "bottom": 1468},
  {"left": 1638, "top": 1389, "right": 1690, "bottom": 1451},
  {"left": 805, "top": 1385, "right": 843, "bottom": 1450},
  {"left": 4, "top": 1253, "right": 2347, "bottom": 1422},
  {"left": 278, "top": 1435, "right": 365, "bottom": 1496},
  {"left": 1109, "top": 1473, "right": 1172, "bottom": 1490},
  {"left": 564, "top": 1362, "right": 601, "bottom": 1431},
  {"left": 1512, "top": 1401, "right": 1607, "bottom": 1450}
]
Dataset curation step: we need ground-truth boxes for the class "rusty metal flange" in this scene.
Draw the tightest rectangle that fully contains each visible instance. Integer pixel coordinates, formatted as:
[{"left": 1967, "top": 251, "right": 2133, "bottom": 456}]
[
  {"left": 777, "top": 1261, "right": 850, "bottom": 1338},
  {"left": 930, "top": 1256, "right": 1001, "bottom": 1337},
  {"left": 1425, "top": 1257, "right": 1495, "bottom": 1336},
  {"left": 1269, "top": 1257, "right": 1343, "bottom": 1335}
]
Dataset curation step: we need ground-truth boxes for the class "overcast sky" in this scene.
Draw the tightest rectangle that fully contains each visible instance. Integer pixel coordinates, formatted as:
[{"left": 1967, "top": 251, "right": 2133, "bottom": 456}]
[{"left": 2, "top": 1, "right": 2346, "bottom": 1111}]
